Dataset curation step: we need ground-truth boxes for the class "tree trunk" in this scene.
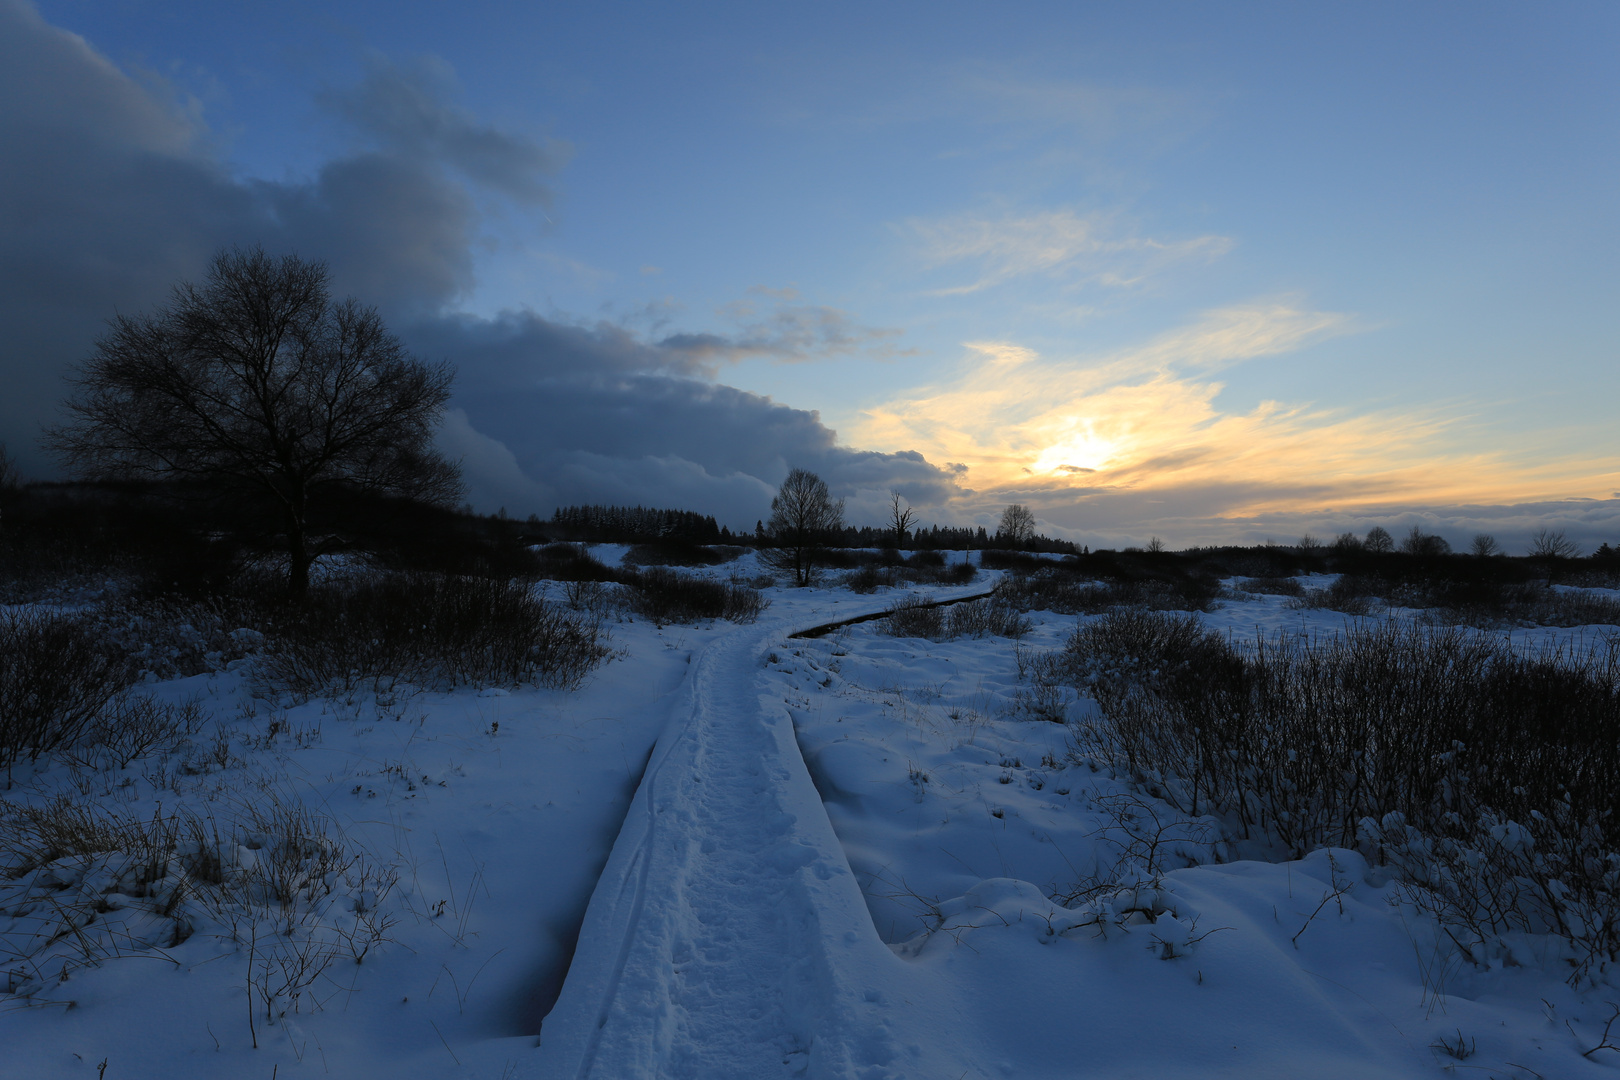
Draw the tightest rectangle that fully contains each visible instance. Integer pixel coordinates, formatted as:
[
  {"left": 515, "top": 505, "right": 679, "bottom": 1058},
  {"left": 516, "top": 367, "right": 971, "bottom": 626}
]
[{"left": 284, "top": 502, "right": 311, "bottom": 600}]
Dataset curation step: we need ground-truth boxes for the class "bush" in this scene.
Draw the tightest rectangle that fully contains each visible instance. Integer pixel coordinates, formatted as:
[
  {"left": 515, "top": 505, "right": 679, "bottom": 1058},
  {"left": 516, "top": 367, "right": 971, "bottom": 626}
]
[
  {"left": 880, "top": 595, "right": 1028, "bottom": 641},
  {"left": 1000, "top": 570, "right": 1221, "bottom": 615},
  {"left": 1240, "top": 575, "right": 1304, "bottom": 597},
  {"left": 0, "top": 610, "right": 130, "bottom": 769},
  {"left": 534, "top": 543, "right": 618, "bottom": 582},
  {"left": 259, "top": 571, "right": 608, "bottom": 695},
  {"left": 1066, "top": 611, "right": 1620, "bottom": 982},
  {"left": 980, "top": 549, "right": 1045, "bottom": 573},
  {"left": 622, "top": 541, "right": 738, "bottom": 567},
  {"left": 1295, "top": 573, "right": 1620, "bottom": 627},
  {"left": 946, "top": 598, "right": 1031, "bottom": 639},
  {"left": 843, "top": 564, "right": 892, "bottom": 594},
  {"left": 623, "top": 567, "right": 768, "bottom": 624},
  {"left": 0, "top": 791, "right": 397, "bottom": 1012},
  {"left": 881, "top": 596, "right": 946, "bottom": 639}
]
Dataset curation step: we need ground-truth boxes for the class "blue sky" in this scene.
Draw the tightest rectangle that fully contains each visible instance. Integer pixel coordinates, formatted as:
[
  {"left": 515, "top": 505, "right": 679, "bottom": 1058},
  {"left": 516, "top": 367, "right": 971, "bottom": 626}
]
[{"left": 5, "top": 1, "right": 1617, "bottom": 547}]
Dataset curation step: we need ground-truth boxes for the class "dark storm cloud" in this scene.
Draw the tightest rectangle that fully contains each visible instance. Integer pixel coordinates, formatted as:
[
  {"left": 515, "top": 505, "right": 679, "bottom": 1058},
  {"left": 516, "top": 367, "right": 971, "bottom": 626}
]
[
  {"left": 418, "top": 315, "right": 961, "bottom": 524},
  {"left": 0, "top": 2, "right": 956, "bottom": 523},
  {"left": 318, "top": 55, "right": 571, "bottom": 205}
]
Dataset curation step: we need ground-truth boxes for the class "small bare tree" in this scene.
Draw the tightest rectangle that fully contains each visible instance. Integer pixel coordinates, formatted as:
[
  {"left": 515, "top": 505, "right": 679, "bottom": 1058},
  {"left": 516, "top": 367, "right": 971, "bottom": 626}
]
[
  {"left": 48, "top": 248, "right": 461, "bottom": 598},
  {"left": 887, "top": 490, "right": 916, "bottom": 549},
  {"left": 1470, "top": 533, "right": 1501, "bottom": 558},
  {"left": 764, "top": 468, "right": 844, "bottom": 586},
  {"left": 1364, "top": 525, "right": 1394, "bottom": 554},
  {"left": 1528, "top": 527, "right": 1581, "bottom": 560},
  {"left": 997, "top": 503, "right": 1035, "bottom": 547}
]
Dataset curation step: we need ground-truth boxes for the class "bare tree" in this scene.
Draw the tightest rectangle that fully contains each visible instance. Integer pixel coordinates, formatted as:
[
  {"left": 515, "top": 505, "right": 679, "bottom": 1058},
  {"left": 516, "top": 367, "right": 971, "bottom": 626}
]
[
  {"left": 1331, "top": 532, "right": 1364, "bottom": 553},
  {"left": 764, "top": 468, "right": 844, "bottom": 586},
  {"left": 997, "top": 503, "right": 1035, "bottom": 547},
  {"left": 48, "top": 248, "right": 461, "bottom": 598},
  {"left": 1528, "top": 527, "right": 1581, "bottom": 560},
  {"left": 1470, "top": 533, "right": 1501, "bottom": 558},
  {"left": 1400, "top": 526, "right": 1451, "bottom": 557},
  {"left": 1364, "top": 525, "right": 1394, "bottom": 554},
  {"left": 887, "top": 490, "right": 916, "bottom": 549},
  {"left": 1146, "top": 536, "right": 1167, "bottom": 554}
]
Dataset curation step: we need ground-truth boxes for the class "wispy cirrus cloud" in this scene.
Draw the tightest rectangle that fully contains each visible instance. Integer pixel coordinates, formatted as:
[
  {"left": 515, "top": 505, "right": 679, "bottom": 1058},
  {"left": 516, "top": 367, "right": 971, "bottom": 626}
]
[
  {"left": 657, "top": 286, "right": 910, "bottom": 367},
  {"left": 904, "top": 208, "right": 1232, "bottom": 295}
]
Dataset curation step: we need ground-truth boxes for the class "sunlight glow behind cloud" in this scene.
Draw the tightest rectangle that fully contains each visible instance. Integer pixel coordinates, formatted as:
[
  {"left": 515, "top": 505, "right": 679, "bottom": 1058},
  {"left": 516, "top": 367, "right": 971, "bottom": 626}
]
[{"left": 852, "top": 300, "right": 1620, "bottom": 529}]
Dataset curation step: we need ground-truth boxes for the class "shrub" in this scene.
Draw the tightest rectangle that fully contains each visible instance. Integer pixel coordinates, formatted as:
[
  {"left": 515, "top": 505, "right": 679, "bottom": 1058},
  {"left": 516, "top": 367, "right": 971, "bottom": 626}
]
[
  {"left": 1000, "top": 570, "right": 1220, "bottom": 615},
  {"left": 880, "top": 595, "right": 1028, "bottom": 641},
  {"left": 259, "top": 571, "right": 608, "bottom": 695},
  {"left": 534, "top": 543, "right": 619, "bottom": 582},
  {"left": 0, "top": 610, "right": 130, "bottom": 769},
  {"left": 946, "top": 598, "right": 1031, "bottom": 640},
  {"left": 1295, "top": 573, "right": 1620, "bottom": 627},
  {"left": 622, "top": 541, "right": 737, "bottom": 567},
  {"left": 1066, "top": 611, "right": 1620, "bottom": 982},
  {"left": 623, "top": 567, "right": 767, "bottom": 624},
  {"left": 980, "top": 549, "right": 1044, "bottom": 573},
  {"left": 843, "top": 564, "right": 893, "bottom": 594},
  {"left": 0, "top": 791, "right": 396, "bottom": 1012},
  {"left": 1240, "top": 575, "right": 1304, "bottom": 597}
]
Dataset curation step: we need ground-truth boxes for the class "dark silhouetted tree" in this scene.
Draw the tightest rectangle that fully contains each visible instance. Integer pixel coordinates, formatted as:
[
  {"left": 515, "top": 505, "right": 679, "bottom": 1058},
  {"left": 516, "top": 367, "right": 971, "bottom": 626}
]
[
  {"left": 1528, "top": 527, "right": 1581, "bottom": 560},
  {"left": 997, "top": 503, "right": 1035, "bottom": 547},
  {"left": 1470, "top": 533, "right": 1501, "bottom": 558},
  {"left": 887, "top": 490, "right": 916, "bottom": 549},
  {"left": 48, "top": 248, "right": 461, "bottom": 598},
  {"left": 1364, "top": 526, "right": 1394, "bottom": 554},
  {"left": 1400, "top": 526, "right": 1451, "bottom": 557},
  {"left": 1331, "top": 531, "right": 1364, "bottom": 553},
  {"left": 764, "top": 468, "right": 844, "bottom": 586}
]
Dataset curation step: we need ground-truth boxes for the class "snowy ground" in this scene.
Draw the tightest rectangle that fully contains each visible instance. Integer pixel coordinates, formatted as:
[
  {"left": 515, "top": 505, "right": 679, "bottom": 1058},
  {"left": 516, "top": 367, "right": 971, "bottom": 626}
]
[{"left": 4, "top": 552, "right": 1620, "bottom": 1079}]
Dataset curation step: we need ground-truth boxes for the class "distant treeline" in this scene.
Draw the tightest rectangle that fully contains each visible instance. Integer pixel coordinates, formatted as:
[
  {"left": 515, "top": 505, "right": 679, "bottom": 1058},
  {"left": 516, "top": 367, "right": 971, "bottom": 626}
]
[
  {"left": 547, "top": 506, "right": 1085, "bottom": 553},
  {"left": 549, "top": 505, "right": 727, "bottom": 544}
]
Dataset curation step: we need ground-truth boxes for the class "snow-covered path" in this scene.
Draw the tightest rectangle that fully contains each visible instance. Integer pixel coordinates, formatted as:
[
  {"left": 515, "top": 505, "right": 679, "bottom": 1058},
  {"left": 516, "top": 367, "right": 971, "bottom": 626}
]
[{"left": 533, "top": 599, "right": 981, "bottom": 1080}]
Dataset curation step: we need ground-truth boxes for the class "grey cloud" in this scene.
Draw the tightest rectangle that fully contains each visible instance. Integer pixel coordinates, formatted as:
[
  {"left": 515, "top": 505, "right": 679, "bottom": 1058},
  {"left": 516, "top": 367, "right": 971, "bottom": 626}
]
[
  {"left": 319, "top": 55, "right": 569, "bottom": 205},
  {"left": 660, "top": 302, "right": 907, "bottom": 365},
  {"left": 0, "top": 3, "right": 959, "bottom": 525},
  {"left": 0, "top": 6, "right": 552, "bottom": 473},
  {"left": 426, "top": 314, "right": 961, "bottom": 525}
]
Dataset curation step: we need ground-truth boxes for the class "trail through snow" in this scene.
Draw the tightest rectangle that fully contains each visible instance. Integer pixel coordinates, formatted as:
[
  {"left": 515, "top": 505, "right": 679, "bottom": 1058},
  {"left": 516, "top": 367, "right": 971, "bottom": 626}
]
[{"left": 534, "top": 592, "right": 989, "bottom": 1080}]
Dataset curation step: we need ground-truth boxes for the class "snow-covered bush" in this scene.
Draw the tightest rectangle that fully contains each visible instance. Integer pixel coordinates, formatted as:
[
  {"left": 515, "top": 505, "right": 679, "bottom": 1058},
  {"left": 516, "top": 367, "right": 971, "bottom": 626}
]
[
  {"left": 881, "top": 596, "right": 1030, "bottom": 642},
  {"left": 0, "top": 792, "right": 396, "bottom": 1015},
  {"left": 0, "top": 610, "right": 129, "bottom": 770},
  {"left": 258, "top": 571, "right": 609, "bottom": 696},
  {"left": 622, "top": 566, "right": 768, "bottom": 624},
  {"left": 1067, "top": 610, "right": 1620, "bottom": 983},
  {"left": 999, "top": 569, "right": 1222, "bottom": 615}
]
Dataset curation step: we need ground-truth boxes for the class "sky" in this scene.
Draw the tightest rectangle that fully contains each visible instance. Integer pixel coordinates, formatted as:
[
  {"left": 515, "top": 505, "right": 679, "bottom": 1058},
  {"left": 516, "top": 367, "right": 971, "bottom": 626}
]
[{"left": 2, "top": 0, "right": 1617, "bottom": 549}]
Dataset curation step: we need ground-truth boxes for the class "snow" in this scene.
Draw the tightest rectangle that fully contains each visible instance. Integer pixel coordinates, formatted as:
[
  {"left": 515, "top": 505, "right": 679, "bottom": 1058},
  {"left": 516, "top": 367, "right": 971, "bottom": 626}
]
[{"left": 5, "top": 551, "right": 1620, "bottom": 1078}]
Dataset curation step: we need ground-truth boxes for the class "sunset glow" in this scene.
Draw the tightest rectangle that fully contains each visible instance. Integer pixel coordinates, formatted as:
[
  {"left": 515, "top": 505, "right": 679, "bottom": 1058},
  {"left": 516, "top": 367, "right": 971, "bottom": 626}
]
[{"left": 1, "top": 1, "right": 1615, "bottom": 549}]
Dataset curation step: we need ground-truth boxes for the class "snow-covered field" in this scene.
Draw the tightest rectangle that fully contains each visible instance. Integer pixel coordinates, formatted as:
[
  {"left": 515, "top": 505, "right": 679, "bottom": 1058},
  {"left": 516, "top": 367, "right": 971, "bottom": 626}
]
[{"left": 4, "top": 551, "right": 1620, "bottom": 1079}]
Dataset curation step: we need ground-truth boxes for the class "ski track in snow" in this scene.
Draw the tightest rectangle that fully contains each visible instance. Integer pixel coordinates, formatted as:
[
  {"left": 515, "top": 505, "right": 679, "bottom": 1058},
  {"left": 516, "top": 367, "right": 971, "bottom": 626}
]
[{"left": 536, "top": 591, "right": 990, "bottom": 1080}]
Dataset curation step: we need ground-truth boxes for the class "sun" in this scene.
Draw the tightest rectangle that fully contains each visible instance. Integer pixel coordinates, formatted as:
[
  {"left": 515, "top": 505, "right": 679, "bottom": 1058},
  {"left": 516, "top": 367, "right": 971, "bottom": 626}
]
[{"left": 1031, "top": 427, "right": 1119, "bottom": 476}]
